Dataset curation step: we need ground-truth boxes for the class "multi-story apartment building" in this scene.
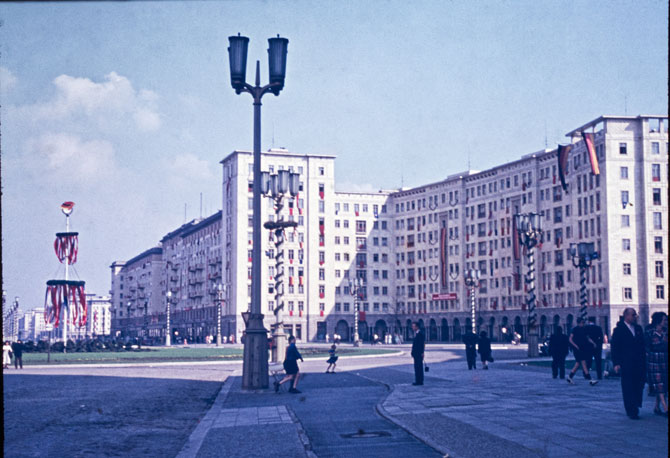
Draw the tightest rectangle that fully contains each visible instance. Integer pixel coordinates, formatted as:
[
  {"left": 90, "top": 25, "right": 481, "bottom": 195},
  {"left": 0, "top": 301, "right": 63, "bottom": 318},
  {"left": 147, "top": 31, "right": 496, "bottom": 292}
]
[
  {"left": 110, "top": 211, "right": 223, "bottom": 343},
  {"left": 111, "top": 115, "right": 667, "bottom": 343}
]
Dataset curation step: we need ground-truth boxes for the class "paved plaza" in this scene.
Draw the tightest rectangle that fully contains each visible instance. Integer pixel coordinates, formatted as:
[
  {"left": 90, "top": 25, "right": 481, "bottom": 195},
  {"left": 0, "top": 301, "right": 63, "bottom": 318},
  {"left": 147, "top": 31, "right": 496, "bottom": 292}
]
[{"left": 3, "top": 346, "right": 668, "bottom": 457}]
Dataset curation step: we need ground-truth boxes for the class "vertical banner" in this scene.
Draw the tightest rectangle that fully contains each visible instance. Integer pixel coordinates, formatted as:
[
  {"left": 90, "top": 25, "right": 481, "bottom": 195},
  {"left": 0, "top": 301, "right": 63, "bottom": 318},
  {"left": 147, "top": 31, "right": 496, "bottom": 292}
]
[
  {"left": 557, "top": 144, "right": 572, "bottom": 192},
  {"left": 581, "top": 132, "right": 600, "bottom": 175}
]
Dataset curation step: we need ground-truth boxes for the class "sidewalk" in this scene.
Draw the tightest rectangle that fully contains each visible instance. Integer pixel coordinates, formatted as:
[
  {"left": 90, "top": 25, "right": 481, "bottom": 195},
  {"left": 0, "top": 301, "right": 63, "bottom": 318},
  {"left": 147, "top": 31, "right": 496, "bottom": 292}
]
[{"left": 177, "top": 357, "right": 668, "bottom": 458}]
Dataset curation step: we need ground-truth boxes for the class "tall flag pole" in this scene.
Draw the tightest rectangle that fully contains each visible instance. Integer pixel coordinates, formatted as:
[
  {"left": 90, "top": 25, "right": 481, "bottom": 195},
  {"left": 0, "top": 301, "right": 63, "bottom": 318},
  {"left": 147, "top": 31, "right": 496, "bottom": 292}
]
[{"left": 581, "top": 132, "right": 600, "bottom": 175}]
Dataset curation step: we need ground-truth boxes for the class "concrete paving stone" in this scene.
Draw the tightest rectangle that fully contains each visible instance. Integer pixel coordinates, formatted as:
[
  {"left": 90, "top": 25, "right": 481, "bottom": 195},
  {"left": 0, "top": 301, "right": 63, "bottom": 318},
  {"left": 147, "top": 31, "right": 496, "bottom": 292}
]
[{"left": 196, "top": 424, "right": 306, "bottom": 458}]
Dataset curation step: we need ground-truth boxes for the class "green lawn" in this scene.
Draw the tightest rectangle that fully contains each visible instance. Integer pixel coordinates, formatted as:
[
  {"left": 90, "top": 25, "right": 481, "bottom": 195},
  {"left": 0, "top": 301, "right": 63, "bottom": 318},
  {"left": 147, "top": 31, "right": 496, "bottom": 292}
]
[{"left": 19, "top": 346, "right": 397, "bottom": 365}]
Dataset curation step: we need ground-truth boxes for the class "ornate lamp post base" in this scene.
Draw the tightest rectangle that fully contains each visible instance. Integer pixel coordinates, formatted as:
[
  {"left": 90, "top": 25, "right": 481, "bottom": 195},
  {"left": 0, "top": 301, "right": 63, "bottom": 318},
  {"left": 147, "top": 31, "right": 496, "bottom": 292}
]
[
  {"left": 353, "top": 332, "right": 360, "bottom": 347},
  {"left": 527, "top": 328, "right": 539, "bottom": 358},
  {"left": 272, "top": 323, "right": 287, "bottom": 363},
  {"left": 242, "top": 313, "right": 269, "bottom": 389}
]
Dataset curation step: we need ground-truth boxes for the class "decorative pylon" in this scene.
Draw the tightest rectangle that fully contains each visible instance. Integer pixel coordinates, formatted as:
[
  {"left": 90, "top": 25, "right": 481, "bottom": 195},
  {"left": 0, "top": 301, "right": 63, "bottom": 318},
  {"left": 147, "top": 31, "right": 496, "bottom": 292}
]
[{"left": 44, "top": 202, "right": 87, "bottom": 351}]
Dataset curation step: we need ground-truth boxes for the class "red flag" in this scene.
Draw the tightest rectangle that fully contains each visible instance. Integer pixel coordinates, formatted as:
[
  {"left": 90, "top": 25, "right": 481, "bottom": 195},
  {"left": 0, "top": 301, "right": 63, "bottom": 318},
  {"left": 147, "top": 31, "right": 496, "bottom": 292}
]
[
  {"left": 557, "top": 144, "right": 572, "bottom": 192},
  {"left": 582, "top": 132, "right": 600, "bottom": 175}
]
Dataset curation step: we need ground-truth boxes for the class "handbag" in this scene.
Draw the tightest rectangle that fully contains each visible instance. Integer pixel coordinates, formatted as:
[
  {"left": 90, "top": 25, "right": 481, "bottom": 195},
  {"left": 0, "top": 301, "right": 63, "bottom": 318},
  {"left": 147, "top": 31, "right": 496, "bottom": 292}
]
[{"left": 424, "top": 364, "right": 429, "bottom": 372}]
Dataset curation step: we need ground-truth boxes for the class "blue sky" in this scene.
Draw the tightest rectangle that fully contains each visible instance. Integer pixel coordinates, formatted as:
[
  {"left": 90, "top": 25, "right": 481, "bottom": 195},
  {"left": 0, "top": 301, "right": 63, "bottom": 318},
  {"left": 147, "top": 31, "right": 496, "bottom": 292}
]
[{"left": 1, "top": 0, "right": 667, "bottom": 312}]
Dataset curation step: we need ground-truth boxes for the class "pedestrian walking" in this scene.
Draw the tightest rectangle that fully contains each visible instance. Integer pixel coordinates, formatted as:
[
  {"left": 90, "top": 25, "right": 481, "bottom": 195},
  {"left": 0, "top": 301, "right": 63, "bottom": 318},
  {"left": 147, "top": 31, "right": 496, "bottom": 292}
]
[
  {"left": 611, "top": 308, "right": 646, "bottom": 419},
  {"left": 3, "top": 341, "right": 13, "bottom": 369},
  {"left": 567, "top": 317, "right": 598, "bottom": 385},
  {"left": 11, "top": 340, "right": 24, "bottom": 370},
  {"left": 477, "top": 331, "right": 493, "bottom": 369},
  {"left": 411, "top": 322, "right": 425, "bottom": 385},
  {"left": 548, "top": 327, "right": 569, "bottom": 379},
  {"left": 644, "top": 311, "right": 668, "bottom": 417},
  {"left": 586, "top": 317, "right": 605, "bottom": 380},
  {"left": 326, "top": 344, "right": 338, "bottom": 373},
  {"left": 462, "top": 331, "right": 478, "bottom": 370},
  {"left": 275, "top": 336, "right": 304, "bottom": 394}
]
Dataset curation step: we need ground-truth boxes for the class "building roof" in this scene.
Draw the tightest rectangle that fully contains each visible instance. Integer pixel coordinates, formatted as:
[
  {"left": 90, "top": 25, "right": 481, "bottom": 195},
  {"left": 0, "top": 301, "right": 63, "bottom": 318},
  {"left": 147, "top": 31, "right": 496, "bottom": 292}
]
[
  {"left": 125, "top": 246, "right": 163, "bottom": 267},
  {"left": 180, "top": 210, "right": 222, "bottom": 238},
  {"left": 220, "top": 148, "right": 337, "bottom": 164},
  {"left": 564, "top": 115, "right": 668, "bottom": 137}
]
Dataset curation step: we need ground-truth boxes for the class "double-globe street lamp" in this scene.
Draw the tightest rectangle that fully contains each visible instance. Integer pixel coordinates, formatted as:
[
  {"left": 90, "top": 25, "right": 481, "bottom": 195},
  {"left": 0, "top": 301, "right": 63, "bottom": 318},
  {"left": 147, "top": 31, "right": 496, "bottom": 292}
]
[
  {"left": 228, "top": 33, "right": 288, "bottom": 389},
  {"left": 514, "top": 212, "right": 543, "bottom": 357},
  {"left": 348, "top": 277, "right": 365, "bottom": 347},
  {"left": 464, "top": 269, "right": 481, "bottom": 334},
  {"left": 262, "top": 169, "right": 300, "bottom": 362},
  {"left": 569, "top": 242, "right": 599, "bottom": 321}
]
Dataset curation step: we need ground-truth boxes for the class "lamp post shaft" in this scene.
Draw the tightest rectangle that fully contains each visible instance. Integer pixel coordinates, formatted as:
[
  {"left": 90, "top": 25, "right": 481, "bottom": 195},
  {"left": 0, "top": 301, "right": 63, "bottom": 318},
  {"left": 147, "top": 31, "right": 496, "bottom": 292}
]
[
  {"left": 526, "top": 246, "right": 539, "bottom": 357},
  {"left": 166, "top": 297, "right": 171, "bottom": 346},
  {"left": 354, "top": 297, "right": 359, "bottom": 346},
  {"left": 579, "top": 264, "right": 588, "bottom": 321},
  {"left": 242, "top": 61, "right": 268, "bottom": 390},
  {"left": 470, "top": 286, "right": 476, "bottom": 334}
]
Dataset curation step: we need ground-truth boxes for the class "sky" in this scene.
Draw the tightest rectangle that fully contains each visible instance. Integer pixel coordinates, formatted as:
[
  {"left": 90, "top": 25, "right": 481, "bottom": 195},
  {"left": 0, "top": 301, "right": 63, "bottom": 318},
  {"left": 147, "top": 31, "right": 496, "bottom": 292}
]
[{"left": 1, "top": 0, "right": 667, "bottom": 312}]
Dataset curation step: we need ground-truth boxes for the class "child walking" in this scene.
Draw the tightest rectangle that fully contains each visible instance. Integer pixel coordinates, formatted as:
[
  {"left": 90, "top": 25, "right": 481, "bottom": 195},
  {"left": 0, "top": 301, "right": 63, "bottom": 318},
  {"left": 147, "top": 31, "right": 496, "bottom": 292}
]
[{"left": 326, "top": 344, "right": 338, "bottom": 373}]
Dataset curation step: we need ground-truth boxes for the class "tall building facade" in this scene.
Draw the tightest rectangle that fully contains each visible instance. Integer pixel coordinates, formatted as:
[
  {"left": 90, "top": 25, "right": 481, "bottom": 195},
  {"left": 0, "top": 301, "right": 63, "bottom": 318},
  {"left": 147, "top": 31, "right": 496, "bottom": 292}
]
[{"left": 111, "top": 115, "right": 667, "bottom": 343}]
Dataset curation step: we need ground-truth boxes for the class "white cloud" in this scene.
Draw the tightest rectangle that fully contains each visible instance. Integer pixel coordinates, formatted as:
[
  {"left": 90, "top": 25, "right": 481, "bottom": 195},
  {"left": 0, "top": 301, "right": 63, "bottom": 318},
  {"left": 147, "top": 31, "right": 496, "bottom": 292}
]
[
  {"left": 29, "top": 72, "right": 161, "bottom": 131},
  {"left": 0, "top": 66, "right": 17, "bottom": 93},
  {"left": 168, "top": 153, "right": 214, "bottom": 184},
  {"left": 23, "top": 132, "right": 117, "bottom": 181}
]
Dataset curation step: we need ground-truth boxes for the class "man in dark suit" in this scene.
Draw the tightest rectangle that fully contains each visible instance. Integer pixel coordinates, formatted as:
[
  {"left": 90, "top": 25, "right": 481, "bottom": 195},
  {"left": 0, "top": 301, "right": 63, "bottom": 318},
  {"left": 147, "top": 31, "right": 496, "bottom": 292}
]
[
  {"left": 462, "top": 331, "right": 478, "bottom": 370},
  {"left": 611, "top": 308, "right": 646, "bottom": 419},
  {"left": 586, "top": 317, "right": 605, "bottom": 380},
  {"left": 411, "top": 322, "right": 425, "bottom": 385},
  {"left": 548, "top": 327, "right": 569, "bottom": 379}
]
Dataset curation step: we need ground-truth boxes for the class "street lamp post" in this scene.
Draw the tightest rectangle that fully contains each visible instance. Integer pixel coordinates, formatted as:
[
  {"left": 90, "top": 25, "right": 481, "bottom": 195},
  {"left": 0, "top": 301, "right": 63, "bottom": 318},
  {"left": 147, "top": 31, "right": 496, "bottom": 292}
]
[
  {"left": 569, "top": 242, "right": 599, "bottom": 321},
  {"left": 165, "top": 291, "right": 172, "bottom": 346},
  {"left": 349, "top": 277, "right": 364, "bottom": 347},
  {"left": 228, "top": 33, "right": 288, "bottom": 389},
  {"left": 216, "top": 284, "right": 226, "bottom": 346},
  {"left": 464, "top": 269, "right": 480, "bottom": 334},
  {"left": 261, "top": 169, "right": 300, "bottom": 362},
  {"left": 12, "top": 296, "right": 20, "bottom": 342},
  {"left": 515, "top": 213, "right": 543, "bottom": 357}
]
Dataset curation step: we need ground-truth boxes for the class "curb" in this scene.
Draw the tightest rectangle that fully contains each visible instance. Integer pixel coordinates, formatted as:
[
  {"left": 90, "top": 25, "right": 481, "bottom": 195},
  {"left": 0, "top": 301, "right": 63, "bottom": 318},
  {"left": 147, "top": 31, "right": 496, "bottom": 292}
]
[
  {"left": 19, "top": 350, "right": 404, "bottom": 370},
  {"left": 175, "top": 369, "right": 240, "bottom": 458}
]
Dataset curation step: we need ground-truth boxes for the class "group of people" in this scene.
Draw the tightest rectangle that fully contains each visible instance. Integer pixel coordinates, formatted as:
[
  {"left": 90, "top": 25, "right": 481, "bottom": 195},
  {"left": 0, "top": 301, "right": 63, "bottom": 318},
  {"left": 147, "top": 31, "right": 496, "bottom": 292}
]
[
  {"left": 548, "top": 316, "right": 603, "bottom": 384},
  {"left": 3, "top": 340, "right": 25, "bottom": 369},
  {"left": 462, "top": 330, "right": 493, "bottom": 370},
  {"left": 546, "top": 309, "right": 668, "bottom": 419}
]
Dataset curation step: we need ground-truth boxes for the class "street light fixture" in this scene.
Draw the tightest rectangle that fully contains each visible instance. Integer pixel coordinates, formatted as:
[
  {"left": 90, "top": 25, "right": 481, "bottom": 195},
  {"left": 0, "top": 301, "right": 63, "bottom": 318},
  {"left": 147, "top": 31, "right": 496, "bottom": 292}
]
[
  {"left": 349, "top": 277, "right": 365, "bottom": 347},
  {"left": 514, "top": 212, "right": 543, "bottom": 357},
  {"left": 569, "top": 242, "right": 599, "bottom": 321},
  {"left": 262, "top": 169, "right": 300, "bottom": 362},
  {"left": 464, "top": 269, "right": 480, "bottom": 334},
  {"left": 228, "top": 33, "right": 288, "bottom": 390}
]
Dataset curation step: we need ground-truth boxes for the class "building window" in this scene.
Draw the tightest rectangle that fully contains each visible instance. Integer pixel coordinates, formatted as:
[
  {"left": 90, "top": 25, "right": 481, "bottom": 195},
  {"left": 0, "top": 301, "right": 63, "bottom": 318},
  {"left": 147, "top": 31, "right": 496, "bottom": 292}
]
[
  {"left": 653, "top": 188, "right": 662, "bottom": 205},
  {"left": 652, "top": 163, "right": 661, "bottom": 181},
  {"left": 653, "top": 212, "right": 663, "bottom": 230},
  {"left": 622, "top": 239, "right": 631, "bottom": 251},
  {"left": 621, "top": 191, "right": 630, "bottom": 208},
  {"left": 623, "top": 263, "right": 631, "bottom": 275},
  {"left": 620, "top": 167, "right": 628, "bottom": 179},
  {"left": 655, "top": 261, "right": 664, "bottom": 278},
  {"left": 651, "top": 142, "right": 660, "bottom": 155},
  {"left": 655, "top": 236, "right": 663, "bottom": 254},
  {"left": 656, "top": 285, "right": 665, "bottom": 300},
  {"left": 619, "top": 142, "right": 627, "bottom": 155},
  {"left": 623, "top": 288, "right": 633, "bottom": 301},
  {"left": 319, "top": 166, "right": 325, "bottom": 176},
  {"left": 356, "top": 220, "right": 366, "bottom": 233},
  {"left": 621, "top": 215, "right": 630, "bottom": 227}
]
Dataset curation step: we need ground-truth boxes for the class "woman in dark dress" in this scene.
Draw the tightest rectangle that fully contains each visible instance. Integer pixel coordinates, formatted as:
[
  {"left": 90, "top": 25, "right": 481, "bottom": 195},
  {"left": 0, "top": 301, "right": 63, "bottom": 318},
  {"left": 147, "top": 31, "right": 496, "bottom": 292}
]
[
  {"left": 477, "top": 331, "right": 493, "bottom": 370},
  {"left": 567, "top": 317, "right": 598, "bottom": 385},
  {"left": 645, "top": 312, "right": 668, "bottom": 416},
  {"left": 275, "top": 336, "right": 304, "bottom": 394}
]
